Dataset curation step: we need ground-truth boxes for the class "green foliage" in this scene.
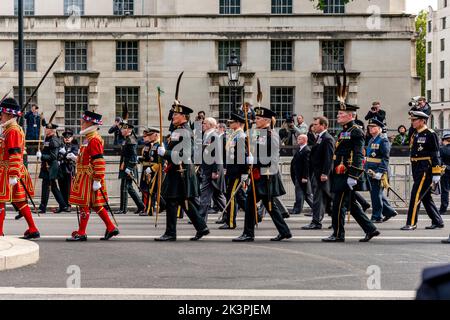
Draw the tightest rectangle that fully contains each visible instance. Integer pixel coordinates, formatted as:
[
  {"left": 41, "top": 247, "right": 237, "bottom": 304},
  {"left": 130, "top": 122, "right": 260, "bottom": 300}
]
[
  {"left": 415, "top": 10, "right": 428, "bottom": 96},
  {"left": 310, "top": 0, "right": 352, "bottom": 10}
]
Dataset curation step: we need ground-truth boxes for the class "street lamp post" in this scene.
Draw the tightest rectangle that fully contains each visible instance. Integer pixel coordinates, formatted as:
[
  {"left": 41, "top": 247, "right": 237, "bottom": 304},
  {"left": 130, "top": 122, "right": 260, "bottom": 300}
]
[{"left": 226, "top": 50, "right": 242, "bottom": 112}]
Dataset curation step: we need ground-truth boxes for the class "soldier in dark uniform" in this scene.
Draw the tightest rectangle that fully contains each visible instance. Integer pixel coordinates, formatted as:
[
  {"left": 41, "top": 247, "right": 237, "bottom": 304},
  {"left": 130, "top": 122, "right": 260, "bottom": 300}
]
[
  {"left": 57, "top": 129, "right": 79, "bottom": 207},
  {"left": 439, "top": 133, "right": 450, "bottom": 215},
  {"left": 416, "top": 264, "right": 450, "bottom": 298},
  {"left": 322, "top": 104, "right": 380, "bottom": 243},
  {"left": 138, "top": 127, "right": 165, "bottom": 216},
  {"left": 154, "top": 102, "right": 210, "bottom": 241},
  {"left": 365, "top": 119, "right": 398, "bottom": 223},
  {"left": 115, "top": 122, "right": 145, "bottom": 215},
  {"left": 233, "top": 107, "right": 292, "bottom": 242},
  {"left": 402, "top": 111, "right": 444, "bottom": 230},
  {"left": 37, "top": 121, "right": 69, "bottom": 214},
  {"left": 218, "top": 113, "right": 249, "bottom": 229}
]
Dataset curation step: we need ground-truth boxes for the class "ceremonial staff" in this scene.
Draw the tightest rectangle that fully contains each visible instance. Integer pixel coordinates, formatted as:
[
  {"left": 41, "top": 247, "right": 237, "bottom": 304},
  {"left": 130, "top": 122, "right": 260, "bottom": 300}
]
[
  {"left": 0, "top": 62, "right": 6, "bottom": 71},
  {"left": 1, "top": 89, "right": 12, "bottom": 103},
  {"left": 155, "top": 86, "right": 164, "bottom": 227},
  {"left": 33, "top": 113, "right": 44, "bottom": 192}
]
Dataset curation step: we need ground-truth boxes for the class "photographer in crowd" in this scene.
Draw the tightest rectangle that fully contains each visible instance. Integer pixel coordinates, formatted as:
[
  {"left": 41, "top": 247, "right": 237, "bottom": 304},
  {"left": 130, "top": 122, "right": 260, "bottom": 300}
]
[
  {"left": 365, "top": 101, "right": 386, "bottom": 125},
  {"left": 279, "top": 113, "right": 297, "bottom": 156}
]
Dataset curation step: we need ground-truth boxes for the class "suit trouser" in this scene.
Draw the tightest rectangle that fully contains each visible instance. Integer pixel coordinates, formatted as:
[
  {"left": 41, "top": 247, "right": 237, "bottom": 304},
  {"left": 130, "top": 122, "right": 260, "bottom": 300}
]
[
  {"left": 243, "top": 188, "right": 291, "bottom": 238},
  {"left": 354, "top": 191, "right": 370, "bottom": 209},
  {"left": 406, "top": 172, "right": 443, "bottom": 226},
  {"left": 331, "top": 190, "right": 377, "bottom": 239},
  {"left": 440, "top": 170, "right": 450, "bottom": 213},
  {"left": 39, "top": 178, "right": 67, "bottom": 211},
  {"left": 293, "top": 180, "right": 313, "bottom": 214},
  {"left": 368, "top": 177, "right": 397, "bottom": 220},
  {"left": 165, "top": 198, "right": 207, "bottom": 237},
  {"left": 199, "top": 175, "right": 226, "bottom": 223},
  {"left": 58, "top": 173, "right": 73, "bottom": 206},
  {"left": 224, "top": 176, "right": 247, "bottom": 228},
  {"left": 119, "top": 177, "right": 145, "bottom": 212},
  {"left": 311, "top": 176, "right": 330, "bottom": 226}
]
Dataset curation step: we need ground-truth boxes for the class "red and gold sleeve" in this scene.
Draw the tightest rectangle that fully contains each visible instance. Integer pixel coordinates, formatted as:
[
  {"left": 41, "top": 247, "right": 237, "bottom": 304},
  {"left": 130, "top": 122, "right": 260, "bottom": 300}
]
[
  {"left": 6, "top": 129, "right": 22, "bottom": 178},
  {"left": 89, "top": 137, "right": 106, "bottom": 181}
]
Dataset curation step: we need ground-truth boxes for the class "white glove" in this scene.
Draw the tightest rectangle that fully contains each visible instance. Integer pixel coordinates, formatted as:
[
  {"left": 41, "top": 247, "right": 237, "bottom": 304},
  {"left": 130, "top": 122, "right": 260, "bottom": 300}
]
[
  {"left": 92, "top": 180, "right": 102, "bottom": 191},
  {"left": 9, "top": 177, "right": 18, "bottom": 186},
  {"left": 66, "top": 153, "right": 77, "bottom": 162},
  {"left": 59, "top": 147, "right": 66, "bottom": 155},
  {"left": 374, "top": 172, "right": 383, "bottom": 180},
  {"left": 36, "top": 151, "right": 42, "bottom": 159},
  {"left": 157, "top": 146, "right": 166, "bottom": 156},
  {"left": 347, "top": 178, "right": 358, "bottom": 190},
  {"left": 247, "top": 155, "right": 254, "bottom": 165},
  {"left": 125, "top": 168, "right": 132, "bottom": 175},
  {"left": 432, "top": 176, "right": 441, "bottom": 184},
  {"left": 145, "top": 167, "right": 152, "bottom": 175},
  {"left": 241, "top": 174, "right": 249, "bottom": 183}
]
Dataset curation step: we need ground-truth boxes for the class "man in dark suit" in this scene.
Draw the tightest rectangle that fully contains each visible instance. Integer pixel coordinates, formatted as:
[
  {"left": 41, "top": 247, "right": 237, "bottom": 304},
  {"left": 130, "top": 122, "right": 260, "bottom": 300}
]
[
  {"left": 303, "top": 116, "right": 335, "bottom": 230},
  {"left": 290, "top": 135, "right": 312, "bottom": 215}
]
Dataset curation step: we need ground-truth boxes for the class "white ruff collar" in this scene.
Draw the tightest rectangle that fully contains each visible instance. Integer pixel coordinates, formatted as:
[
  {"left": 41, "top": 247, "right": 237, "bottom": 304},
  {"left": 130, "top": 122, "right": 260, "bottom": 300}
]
[
  {"left": 0, "top": 118, "right": 17, "bottom": 128},
  {"left": 80, "top": 125, "right": 99, "bottom": 136}
]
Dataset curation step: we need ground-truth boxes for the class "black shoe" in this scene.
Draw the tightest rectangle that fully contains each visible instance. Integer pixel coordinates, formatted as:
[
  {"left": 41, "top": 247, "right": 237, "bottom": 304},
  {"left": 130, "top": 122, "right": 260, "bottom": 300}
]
[
  {"left": 21, "top": 231, "right": 41, "bottom": 240},
  {"left": 154, "top": 234, "right": 176, "bottom": 241},
  {"left": 382, "top": 212, "right": 398, "bottom": 222},
  {"left": 100, "top": 228, "right": 120, "bottom": 241},
  {"left": 232, "top": 234, "right": 254, "bottom": 242},
  {"left": 327, "top": 225, "right": 333, "bottom": 229},
  {"left": 301, "top": 224, "right": 322, "bottom": 230},
  {"left": 321, "top": 235, "right": 345, "bottom": 242},
  {"left": 37, "top": 209, "right": 46, "bottom": 214},
  {"left": 114, "top": 210, "right": 126, "bottom": 215},
  {"left": 218, "top": 224, "right": 236, "bottom": 230},
  {"left": 139, "top": 211, "right": 150, "bottom": 216},
  {"left": 359, "top": 230, "right": 380, "bottom": 242},
  {"left": 15, "top": 214, "right": 23, "bottom": 220},
  {"left": 54, "top": 207, "right": 70, "bottom": 214},
  {"left": 66, "top": 232, "right": 88, "bottom": 242},
  {"left": 270, "top": 233, "right": 292, "bottom": 241},
  {"left": 289, "top": 209, "right": 300, "bottom": 215},
  {"left": 362, "top": 203, "right": 371, "bottom": 212},
  {"left": 371, "top": 218, "right": 383, "bottom": 224},
  {"left": 304, "top": 212, "right": 313, "bottom": 217},
  {"left": 282, "top": 213, "right": 290, "bottom": 219},
  {"left": 134, "top": 208, "right": 145, "bottom": 215},
  {"left": 215, "top": 218, "right": 226, "bottom": 224},
  {"left": 400, "top": 225, "right": 417, "bottom": 231},
  {"left": 441, "top": 238, "right": 450, "bottom": 244},
  {"left": 190, "top": 228, "right": 210, "bottom": 241},
  {"left": 425, "top": 224, "right": 445, "bottom": 230}
]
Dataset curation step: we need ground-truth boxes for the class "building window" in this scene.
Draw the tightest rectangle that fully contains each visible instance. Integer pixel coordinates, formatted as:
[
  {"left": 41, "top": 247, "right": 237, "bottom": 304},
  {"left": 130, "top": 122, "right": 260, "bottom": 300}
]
[
  {"left": 13, "top": 87, "right": 37, "bottom": 107},
  {"left": 113, "top": 0, "right": 134, "bottom": 15},
  {"left": 271, "top": 41, "right": 293, "bottom": 71},
  {"left": 428, "top": 41, "right": 432, "bottom": 54},
  {"left": 116, "top": 41, "right": 139, "bottom": 71},
  {"left": 64, "top": 0, "right": 84, "bottom": 15},
  {"left": 445, "top": 0, "right": 448, "bottom": 8},
  {"left": 270, "top": 87, "right": 294, "bottom": 127},
  {"left": 323, "top": 87, "right": 340, "bottom": 134},
  {"left": 219, "top": 0, "right": 240, "bottom": 14},
  {"left": 323, "top": 0, "right": 345, "bottom": 14},
  {"left": 428, "top": 21, "right": 432, "bottom": 33},
  {"left": 441, "top": 89, "right": 446, "bottom": 102},
  {"left": 65, "top": 87, "right": 88, "bottom": 132},
  {"left": 14, "top": 41, "right": 37, "bottom": 72},
  {"left": 218, "top": 86, "right": 243, "bottom": 124},
  {"left": 428, "top": 62, "right": 432, "bottom": 80},
  {"left": 218, "top": 41, "right": 241, "bottom": 71},
  {"left": 116, "top": 87, "right": 140, "bottom": 127},
  {"left": 427, "top": 90, "right": 432, "bottom": 102},
  {"left": 271, "top": 0, "right": 292, "bottom": 14},
  {"left": 441, "top": 60, "right": 445, "bottom": 79},
  {"left": 322, "top": 40, "right": 345, "bottom": 71},
  {"left": 441, "top": 38, "right": 445, "bottom": 51},
  {"left": 65, "top": 41, "right": 87, "bottom": 71},
  {"left": 442, "top": 17, "right": 447, "bottom": 30},
  {"left": 14, "top": 0, "right": 35, "bottom": 16}
]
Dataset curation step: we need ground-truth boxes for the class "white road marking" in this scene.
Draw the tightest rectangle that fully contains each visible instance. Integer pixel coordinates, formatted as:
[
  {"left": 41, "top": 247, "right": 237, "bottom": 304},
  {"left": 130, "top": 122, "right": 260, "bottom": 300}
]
[{"left": 0, "top": 287, "right": 416, "bottom": 299}]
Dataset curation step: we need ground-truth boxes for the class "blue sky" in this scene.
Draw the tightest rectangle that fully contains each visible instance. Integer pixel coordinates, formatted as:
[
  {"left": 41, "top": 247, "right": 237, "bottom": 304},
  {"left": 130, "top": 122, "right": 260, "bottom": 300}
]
[{"left": 406, "top": 0, "right": 437, "bottom": 13}]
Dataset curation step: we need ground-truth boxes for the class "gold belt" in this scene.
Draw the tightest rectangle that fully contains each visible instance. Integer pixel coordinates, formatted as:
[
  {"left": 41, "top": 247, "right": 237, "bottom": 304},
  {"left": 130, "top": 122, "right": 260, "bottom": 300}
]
[
  {"left": 411, "top": 157, "right": 431, "bottom": 162},
  {"left": 366, "top": 158, "right": 382, "bottom": 164},
  {"left": 77, "top": 165, "right": 93, "bottom": 174}
]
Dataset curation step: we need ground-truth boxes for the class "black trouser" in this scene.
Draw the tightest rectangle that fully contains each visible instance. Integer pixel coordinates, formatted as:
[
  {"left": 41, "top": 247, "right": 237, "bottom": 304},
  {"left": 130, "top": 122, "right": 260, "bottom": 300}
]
[
  {"left": 243, "top": 187, "right": 291, "bottom": 238},
  {"left": 165, "top": 198, "right": 208, "bottom": 237},
  {"left": 223, "top": 176, "right": 247, "bottom": 228},
  {"left": 119, "top": 176, "right": 145, "bottom": 213},
  {"left": 354, "top": 192, "right": 370, "bottom": 209},
  {"left": 440, "top": 170, "right": 450, "bottom": 214},
  {"left": 199, "top": 175, "right": 226, "bottom": 223},
  {"left": 39, "top": 178, "right": 67, "bottom": 211},
  {"left": 331, "top": 191, "right": 376, "bottom": 239},
  {"left": 311, "top": 176, "right": 330, "bottom": 226},
  {"left": 293, "top": 180, "right": 313, "bottom": 214},
  {"left": 406, "top": 171, "right": 443, "bottom": 226},
  {"left": 58, "top": 173, "right": 73, "bottom": 206}
]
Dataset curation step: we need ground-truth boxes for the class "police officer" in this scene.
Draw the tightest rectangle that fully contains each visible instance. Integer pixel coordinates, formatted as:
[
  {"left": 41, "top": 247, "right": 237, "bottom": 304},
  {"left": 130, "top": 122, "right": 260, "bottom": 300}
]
[
  {"left": 37, "top": 121, "right": 69, "bottom": 213},
  {"left": 233, "top": 107, "right": 292, "bottom": 242},
  {"left": 402, "top": 111, "right": 444, "bottom": 230},
  {"left": 115, "top": 122, "right": 146, "bottom": 215},
  {"left": 439, "top": 133, "right": 450, "bottom": 215},
  {"left": 218, "top": 113, "right": 249, "bottom": 229},
  {"left": 322, "top": 104, "right": 380, "bottom": 243},
  {"left": 58, "top": 129, "right": 79, "bottom": 207},
  {"left": 154, "top": 102, "right": 210, "bottom": 242},
  {"left": 365, "top": 118, "right": 398, "bottom": 223}
]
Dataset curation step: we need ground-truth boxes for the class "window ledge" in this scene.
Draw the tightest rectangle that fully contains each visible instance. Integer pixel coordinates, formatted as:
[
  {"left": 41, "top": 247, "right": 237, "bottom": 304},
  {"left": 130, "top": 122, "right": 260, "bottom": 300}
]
[{"left": 54, "top": 70, "right": 100, "bottom": 77}]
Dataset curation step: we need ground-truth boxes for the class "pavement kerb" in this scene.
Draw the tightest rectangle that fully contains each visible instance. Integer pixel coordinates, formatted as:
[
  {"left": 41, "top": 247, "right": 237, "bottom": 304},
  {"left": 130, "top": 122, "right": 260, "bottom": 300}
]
[{"left": 0, "top": 237, "right": 39, "bottom": 271}]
